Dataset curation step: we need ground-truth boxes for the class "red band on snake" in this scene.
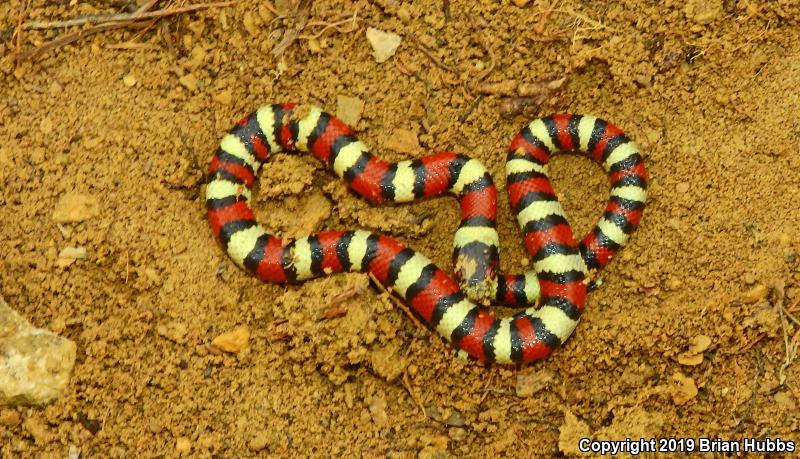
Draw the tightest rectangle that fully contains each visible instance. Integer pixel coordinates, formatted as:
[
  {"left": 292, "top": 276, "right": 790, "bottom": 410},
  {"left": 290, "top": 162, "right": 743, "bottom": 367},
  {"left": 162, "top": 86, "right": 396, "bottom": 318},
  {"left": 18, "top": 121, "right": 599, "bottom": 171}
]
[{"left": 206, "top": 103, "right": 647, "bottom": 364}]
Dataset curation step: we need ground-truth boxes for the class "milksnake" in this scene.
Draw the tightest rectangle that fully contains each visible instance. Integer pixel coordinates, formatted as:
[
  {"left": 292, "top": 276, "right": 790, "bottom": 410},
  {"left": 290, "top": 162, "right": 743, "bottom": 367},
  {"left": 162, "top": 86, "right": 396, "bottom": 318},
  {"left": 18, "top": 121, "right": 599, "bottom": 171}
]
[{"left": 206, "top": 103, "right": 647, "bottom": 364}]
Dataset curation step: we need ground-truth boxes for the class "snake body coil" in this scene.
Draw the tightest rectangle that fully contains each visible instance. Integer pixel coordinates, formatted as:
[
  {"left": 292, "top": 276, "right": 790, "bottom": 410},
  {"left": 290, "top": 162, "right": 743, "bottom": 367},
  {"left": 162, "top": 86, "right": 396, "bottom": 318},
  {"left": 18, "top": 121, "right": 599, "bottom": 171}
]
[{"left": 206, "top": 103, "right": 647, "bottom": 364}]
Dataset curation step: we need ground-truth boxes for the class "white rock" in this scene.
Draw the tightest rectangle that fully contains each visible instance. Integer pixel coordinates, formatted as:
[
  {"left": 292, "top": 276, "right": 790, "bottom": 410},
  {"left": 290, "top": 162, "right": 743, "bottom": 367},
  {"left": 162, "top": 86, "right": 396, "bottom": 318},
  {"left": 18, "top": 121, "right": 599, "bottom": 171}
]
[
  {"left": 0, "top": 297, "right": 76, "bottom": 405},
  {"left": 366, "top": 27, "right": 402, "bottom": 63}
]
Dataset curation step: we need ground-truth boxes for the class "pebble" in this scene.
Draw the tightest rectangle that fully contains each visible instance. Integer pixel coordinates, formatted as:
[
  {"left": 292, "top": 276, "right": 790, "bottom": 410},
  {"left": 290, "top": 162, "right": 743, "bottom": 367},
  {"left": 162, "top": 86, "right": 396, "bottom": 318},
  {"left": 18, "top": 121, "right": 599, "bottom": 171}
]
[
  {"left": 0, "top": 409, "right": 21, "bottom": 426},
  {"left": 513, "top": 0, "right": 531, "bottom": 6},
  {"left": 148, "top": 419, "right": 163, "bottom": 434},
  {"left": 156, "top": 321, "right": 188, "bottom": 344},
  {"left": 669, "top": 372, "right": 698, "bottom": 405},
  {"left": 370, "top": 344, "right": 407, "bottom": 382},
  {"left": 211, "top": 325, "right": 250, "bottom": 353},
  {"left": 384, "top": 128, "right": 420, "bottom": 154},
  {"left": 249, "top": 431, "right": 271, "bottom": 451},
  {"left": 684, "top": 0, "right": 722, "bottom": 25},
  {"left": 676, "top": 352, "right": 703, "bottom": 366},
  {"left": 773, "top": 391, "right": 796, "bottom": 411},
  {"left": 742, "top": 284, "right": 768, "bottom": 304},
  {"left": 52, "top": 192, "right": 99, "bottom": 223},
  {"left": 666, "top": 277, "right": 681, "bottom": 290},
  {"left": 445, "top": 411, "right": 466, "bottom": 427},
  {"left": 336, "top": 95, "right": 365, "bottom": 127},
  {"left": 448, "top": 427, "right": 467, "bottom": 441},
  {"left": 688, "top": 335, "right": 711, "bottom": 353},
  {"left": 57, "top": 246, "right": 88, "bottom": 269},
  {"left": 368, "top": 394, "right": 389, "bottom": 427},
  {"left": 213, "top": 90, "right": 233, "bottom": 106},
  {"left": 675, "top": 182, "right": 690, "bottom": 193},
  {"left": 242, "top": 11, "right": 259, "bottom": 36},
  {"left": 178, "top": 74, "right": 199, "bottom": 92},
  {"left": 175, "top": 436, "right": 192, "bottom": 455},
  {"left": 122, "top": 74, "right": 137, "bottom": 87},
  {"left": 0, "top": 297, "right": 76, "bottom": 406},
  {"left": 49, "top": 81, "right": 63, "bottom": 95},
  {"left": 366, "top": 27, "right": 402, "bottom": 63},
  {"left": 40, "top": 117, "right": 53, "bottom": 134}
]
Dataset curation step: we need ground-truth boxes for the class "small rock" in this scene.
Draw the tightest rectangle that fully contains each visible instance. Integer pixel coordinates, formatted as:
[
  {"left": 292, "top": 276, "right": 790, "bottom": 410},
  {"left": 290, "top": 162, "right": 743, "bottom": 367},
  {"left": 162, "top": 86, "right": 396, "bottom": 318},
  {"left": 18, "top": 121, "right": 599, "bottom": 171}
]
[
  {"left": 0, "top": 409, "right": 21, "bottom": 426},
  {"left": 448, "top": 427, "right": 467, "bottom": 441},
  {"left": 366, "top": 27, "right": 402, "bottom": 63},
  {"left": 368, "top": 394, "right": 389, "bottom": 427},
  {"left": 188, "top": 46, "right": 206, "bottom": 69},
  {"left": 773, "top": 391, "right": 796, "bottom": 411},
  {"left": 148, "top": 419, "right": 163, "bottom": 434},
  {"left": 249, "top": 431, "right": 271, "bottom": 451},
  {"left": 175, "top": 437, "right": 192, "bottom": 455},
  {"left": 336, "top": 95, "right": 365, "bottom": 127},
  {"left": 49, "top": 317, "right": 66, "bottom": 335},
  {"left": 513, "top": 0, "right": 531, "bottom": 6},
  {"left": 743, "top": 273, "right": 756, "bottom": 284},
  {"left": 211, "top": 326, "right": 250, "bottom": 353},
  {"left": 57, "top": 246, "right": 88, "bottom": 269},
  {"left": 675, "top": 182, "right": 689, "bottom": 193},
  {"left": 384, "top": 128, "right": 420, "bottom": 154},
  {"left": 307, "top": 38, "right": 322, "bottom": 53},
  {"left": 68, "top": 444, "right": 81, "bottom": 459},
  {"left": 156, "top": 321, "right": 188, "bottom": 343},
  {"left": 424, "top": 405, "right": 443, "bottom": 422},
  {"left": 178, "top": 74, "right": 199, "bottom": 92},
  {"left": 687, "top": 335, "right": 711, "bottom": 353},
  {"left": 40, "top": 117, "right": 53, "bottom": 135},
  {"left": 370, "top": 343, "right": 407, "bottom": 382},
  {"left": 445, "top": 411, "right": 465, "bottom": 427},
  {"left": 677, "top": 334, "right": 712, "bottom": 365},
  {"left": 53, "top": 193, "right": 99, "bottom": 223},
  {"left": 684, "top": 0, "right": 722, "bottom": 25},
  {"left": 243, "top": 11, "right": 259, "bottom": 36},
  {"left": 666, "top": 277, "right": 682, "bottom": 290},
  {"left": 742, "top": 284, "right": 768, "bottom": 304},
  {"left": 669, "top": 372, "right": 698, "bottom": 405},
  {"left": 676, "top": 352, "right": 703, "bottom": 366},
  {"left": 49, "top": 81, "right": 63, "bottom": 95},
  {"left": 0, "top": 297, "right": 77, "bottom": 406},
  {"left": 214, "top": 90, "right": 233, "bottom": 106},
  {"left": 122, "top": 74, "right": 137, "bottom": 87}
]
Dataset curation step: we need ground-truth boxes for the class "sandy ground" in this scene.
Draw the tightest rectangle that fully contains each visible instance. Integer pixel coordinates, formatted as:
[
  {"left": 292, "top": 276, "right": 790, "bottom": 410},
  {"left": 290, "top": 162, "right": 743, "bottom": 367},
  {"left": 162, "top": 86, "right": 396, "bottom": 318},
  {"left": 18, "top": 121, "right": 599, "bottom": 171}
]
[{"left": 1, "top": 0, "right": 800, "bottom": 457}]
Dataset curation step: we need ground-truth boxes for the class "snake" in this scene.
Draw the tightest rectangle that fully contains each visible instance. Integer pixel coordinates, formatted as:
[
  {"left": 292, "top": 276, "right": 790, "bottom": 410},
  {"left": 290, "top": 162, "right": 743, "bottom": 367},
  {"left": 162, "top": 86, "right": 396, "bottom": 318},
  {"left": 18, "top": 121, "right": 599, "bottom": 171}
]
[{"left": 206, "top": 103, "right": 647, "bottom": 364}]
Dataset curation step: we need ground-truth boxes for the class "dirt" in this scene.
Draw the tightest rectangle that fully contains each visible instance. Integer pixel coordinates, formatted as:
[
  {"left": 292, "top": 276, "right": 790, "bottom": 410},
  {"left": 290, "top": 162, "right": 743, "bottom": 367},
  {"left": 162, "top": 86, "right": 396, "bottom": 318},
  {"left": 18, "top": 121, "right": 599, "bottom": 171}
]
[{"left": 1, "top": 0, "right": 799, "bottom": 457}]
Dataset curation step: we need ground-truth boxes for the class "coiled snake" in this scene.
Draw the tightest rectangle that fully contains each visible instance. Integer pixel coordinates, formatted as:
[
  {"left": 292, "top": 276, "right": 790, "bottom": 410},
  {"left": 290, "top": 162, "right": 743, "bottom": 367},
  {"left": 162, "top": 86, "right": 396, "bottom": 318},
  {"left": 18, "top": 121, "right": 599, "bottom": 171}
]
[{"left": 206, "top": 103, "right": 647, "bottom": 364}]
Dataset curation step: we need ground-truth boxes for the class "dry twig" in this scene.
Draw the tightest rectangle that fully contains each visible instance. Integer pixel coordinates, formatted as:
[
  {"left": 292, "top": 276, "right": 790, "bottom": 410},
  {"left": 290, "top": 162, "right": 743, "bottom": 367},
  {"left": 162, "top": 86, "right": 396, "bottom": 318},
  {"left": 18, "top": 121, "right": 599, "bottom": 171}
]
[
  {"left": 402, "top": 372, "right": 426, "bottom": 416},
  {"left": 407, "top": 33, "right": 461, "bottom": 74},
  {"left": 13, "top": 0, "right": 32, "bottom": 67},
  {"left": 367, "top": 272, "right": 426, "bottom": 331},
  {"left": 778, "top": 297, "right": 800, "bottom": 384},
  {"left": 734, "top": 352, "right": 764, "bottom": 433},
  {"left": 24, "top": 1, "right": 237, "bottom": 30},
  {"left": 271, "top": 0, "right": 313, "bottom": 56},
  {"left": 18, "top": 1, "right": 237, "bottom": 61}
]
